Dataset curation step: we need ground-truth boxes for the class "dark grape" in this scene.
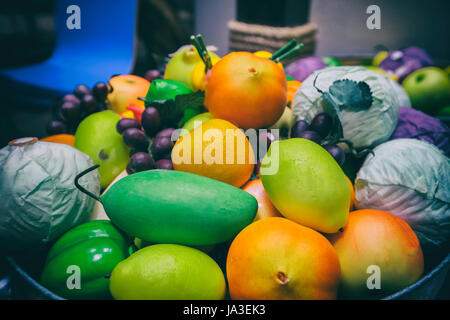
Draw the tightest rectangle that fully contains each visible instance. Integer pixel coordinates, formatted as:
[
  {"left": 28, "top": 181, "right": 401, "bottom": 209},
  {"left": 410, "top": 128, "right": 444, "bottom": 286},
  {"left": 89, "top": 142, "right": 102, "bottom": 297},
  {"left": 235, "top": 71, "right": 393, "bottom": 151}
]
[
  {"left": 155, "top": 128, "right": 176, "bottom": 140},
  {"left": 141, "top": 107, "right": 161, "bottom": 137},
  {"left": 61, "top": 100, "right": 82, "bottom": 124},
  {"left": 297, "top": 130, "right": 321, "bottom": 144},
  {"left": 254, "top": 159, "right": 262, "bottom": 177},
  {"left": 310, "top": 113, "right": 333, "bottom": 138},
  {"left": 46, "top": 120, "right": 67, "bottom": 135},
  {"left": 117, "top": 118, "right": 141, "bottom": 134},
  {"left": 126, "top": 152, "right": 155, "bottom": 174},
  {"left": 73, "top": 84, "right": 91, "bottom": 98},
  {"left": 62, "top": 94, "right": 81, "bottom": 106},
  {"left": 81, "top": 94, "right": 99, "bottom": 114},
  {"left": 92, "top": 82, "right": 109, "bottom": 102},
  {"left": 122, "top": 128, "right": 149, "bottom": 151},
  {"left": 290, "top": 120, "right": 310, "bottom": 138},
  {"left": 155, "top": 159, "right": 174, "bottom": 170},
  {"left": 144, "top": 69, "right": 162, "bottom": 82},
  {"left": 151, "top": 137, "right": 174, "bottom": 160},
  {"left": 323, "top": 144, "right": 345, "bottom": 167},
  {"left": 257, "top": 131, "right": 277, "bottom": 159}
]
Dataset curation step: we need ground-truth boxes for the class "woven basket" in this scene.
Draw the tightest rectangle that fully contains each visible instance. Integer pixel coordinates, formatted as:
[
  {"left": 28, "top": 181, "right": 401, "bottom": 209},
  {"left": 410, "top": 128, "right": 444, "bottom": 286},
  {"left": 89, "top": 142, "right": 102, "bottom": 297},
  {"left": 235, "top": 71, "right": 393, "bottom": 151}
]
[{"left": 228, "top": 20, "right": 317, "bottom": 63}]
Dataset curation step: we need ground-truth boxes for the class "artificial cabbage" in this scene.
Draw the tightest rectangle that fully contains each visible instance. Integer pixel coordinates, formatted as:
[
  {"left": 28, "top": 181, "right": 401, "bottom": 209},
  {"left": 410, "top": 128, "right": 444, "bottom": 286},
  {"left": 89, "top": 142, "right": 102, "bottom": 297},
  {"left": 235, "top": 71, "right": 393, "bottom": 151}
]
[{"left": 355, "top": 139, "right": 450, "bottom": 248}]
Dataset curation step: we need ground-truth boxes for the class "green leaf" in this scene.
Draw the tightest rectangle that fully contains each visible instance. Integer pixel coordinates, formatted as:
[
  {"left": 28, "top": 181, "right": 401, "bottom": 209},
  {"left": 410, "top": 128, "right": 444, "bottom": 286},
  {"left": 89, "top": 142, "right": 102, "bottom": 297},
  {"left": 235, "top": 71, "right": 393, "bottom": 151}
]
[
  {"left": 149, "top": 91, "right": 205, "bottom": 127},
  {"left": 328, "top": 79, "right": 373, "bottom": 111}
]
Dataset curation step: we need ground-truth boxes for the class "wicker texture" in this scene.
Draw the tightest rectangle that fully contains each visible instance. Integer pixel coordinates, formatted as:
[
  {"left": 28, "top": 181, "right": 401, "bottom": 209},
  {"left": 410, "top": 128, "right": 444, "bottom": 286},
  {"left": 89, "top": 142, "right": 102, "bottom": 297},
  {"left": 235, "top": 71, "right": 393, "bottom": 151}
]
[{"left": 228, "top": 20, "right": 317, "bottom": 62}]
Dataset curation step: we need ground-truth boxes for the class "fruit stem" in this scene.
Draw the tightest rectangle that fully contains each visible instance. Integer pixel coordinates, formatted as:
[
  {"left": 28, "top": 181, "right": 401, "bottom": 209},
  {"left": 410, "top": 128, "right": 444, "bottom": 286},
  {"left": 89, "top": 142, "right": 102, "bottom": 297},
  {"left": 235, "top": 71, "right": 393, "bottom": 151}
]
[
  {"left": 270, "top": 39, "right": 297, "bottom": 61},
  {"left": 272, "top": 43, "right": 304, "bottom": 63},
  {"left": 74, "top": 164, "right": 101, "bottom": 202},
  {"left": 190, "top": 34, "right": 213, "bottom": 72}
]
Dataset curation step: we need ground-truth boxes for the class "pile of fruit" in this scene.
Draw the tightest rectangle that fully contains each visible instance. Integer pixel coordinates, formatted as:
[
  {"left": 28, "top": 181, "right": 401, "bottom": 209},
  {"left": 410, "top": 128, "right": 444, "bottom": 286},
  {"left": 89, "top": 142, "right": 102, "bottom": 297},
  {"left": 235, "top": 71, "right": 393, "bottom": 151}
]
[{"left": 0, "top": 35, "right": 449, "bottom": 300}]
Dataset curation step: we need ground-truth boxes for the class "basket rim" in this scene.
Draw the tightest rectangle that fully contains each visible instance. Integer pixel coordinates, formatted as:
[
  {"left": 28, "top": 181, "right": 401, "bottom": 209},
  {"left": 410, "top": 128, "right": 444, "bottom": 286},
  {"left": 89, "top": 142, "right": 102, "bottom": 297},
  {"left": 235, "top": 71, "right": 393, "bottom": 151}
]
[{"left": 6, "top": 253, "right": 450, "bottom": 300}]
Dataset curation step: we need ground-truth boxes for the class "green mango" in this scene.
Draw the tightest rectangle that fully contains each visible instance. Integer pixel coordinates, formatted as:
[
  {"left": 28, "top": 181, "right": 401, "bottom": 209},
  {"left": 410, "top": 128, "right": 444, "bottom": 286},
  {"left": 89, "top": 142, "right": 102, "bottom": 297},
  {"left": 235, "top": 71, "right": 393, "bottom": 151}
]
[
  {"left": 261, "top": 139, "right": 350, "bottom": 233},
  {"left": 110, "top": 244, "right": 225, "bottom": 300},
  {"left": 100, "top": 169, "right": 258, "bottom": 245}
]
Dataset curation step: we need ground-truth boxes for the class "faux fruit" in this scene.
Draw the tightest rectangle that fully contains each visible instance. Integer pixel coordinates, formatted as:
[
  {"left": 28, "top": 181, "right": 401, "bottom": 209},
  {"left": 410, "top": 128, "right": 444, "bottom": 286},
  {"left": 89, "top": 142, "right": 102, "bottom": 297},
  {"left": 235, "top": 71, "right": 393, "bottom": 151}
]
[
  {"left": 0, "top": 138, "right": 100, "bottom": 250},
  {"left": 285, "top": 56, "right": 327, "bottom": 82},
  {"left": 145, "top": 79, "right": 192, "bottom": 104},
  {"left": 402, "top": 67, "right": 450, "bottom": 115},
  {"left": 286, "top": 80, "right": 302, "bottom": 106},
  {"left": 268, "top": 107, "right": 295, "bottom": 139},
  {"left": 260, "top": 138, "right": 350, "bottom": 233},
  {"left": 328, "top": 209, "right": 424, "bottom": 298},
  {"left": 242, "top": 179, "right": 282, "bottom": 221},
  {"left": 74, "top": 110, "right": 130, "bottom": 189},
  {"left": 205, "top": 52, "right": 287, "bottom": 129},
  {"left": 107, "top": 75, "right": 150, "bottom": 113},
  {"left": 253, "top": 50, "right": 284, "bottom": 70},
  {"left": 41, "top": 134, "right": 75, "bottom": 146},
  {"left": 40, "top": 220, "right": 134, "bottom": 299},
  {"left": 181, "top": 112, "right": 213, "bottom": 132},
  {"left": 81, "top": 169, "right": 258, "bottom": 245},
  {"left": 226, "top": 217, "right": 341, "bottom": 300},
  {"left": 172, "top": 119, "right": 255, "bottom": 188},
  {"left": 164, "top": 45, "right": 219, "bottom": 90},
  {"left": 110, "top": 244, "right": 226, "bottom": 300},
  {"left": 191, "top": 55, "right": 220, "bottom": 91}
]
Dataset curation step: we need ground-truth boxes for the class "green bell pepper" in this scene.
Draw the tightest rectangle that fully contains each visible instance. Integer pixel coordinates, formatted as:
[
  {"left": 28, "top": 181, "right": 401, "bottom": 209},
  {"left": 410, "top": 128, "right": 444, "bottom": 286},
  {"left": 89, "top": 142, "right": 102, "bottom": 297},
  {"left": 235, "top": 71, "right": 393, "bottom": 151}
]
[
  {"left": 145, "top": 78, "right": 192, "bottom": 103},
  {"left": 40, "top": 220, "right": 135, "bottom": 300}
]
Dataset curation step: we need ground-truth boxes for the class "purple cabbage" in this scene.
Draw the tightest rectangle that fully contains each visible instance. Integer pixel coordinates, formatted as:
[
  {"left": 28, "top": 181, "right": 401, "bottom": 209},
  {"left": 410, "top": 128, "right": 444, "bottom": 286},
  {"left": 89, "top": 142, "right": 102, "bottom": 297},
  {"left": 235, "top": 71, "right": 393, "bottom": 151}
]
[
  {"left": 285, "top": 56, "right": 327, "bottom": 82},
  {"left": 390, "top": 107, "right": 450, "bottom": 156},
  {"left": 379, "top": 47, "right": 433, "bottom": 82}
]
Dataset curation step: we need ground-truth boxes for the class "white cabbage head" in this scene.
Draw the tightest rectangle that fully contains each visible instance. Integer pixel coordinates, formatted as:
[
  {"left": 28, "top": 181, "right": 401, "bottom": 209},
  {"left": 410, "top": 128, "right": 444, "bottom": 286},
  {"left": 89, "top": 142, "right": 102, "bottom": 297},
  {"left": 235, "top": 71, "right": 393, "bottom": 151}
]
[
  {"left": 355, "top": 139, "right": 450, "bottom": 248},
  {"left": 292, "top": 66, "right": 400, "bottom": 149},
  {"left": 0, "top": 139, "right": 100, "bottom": 250}
]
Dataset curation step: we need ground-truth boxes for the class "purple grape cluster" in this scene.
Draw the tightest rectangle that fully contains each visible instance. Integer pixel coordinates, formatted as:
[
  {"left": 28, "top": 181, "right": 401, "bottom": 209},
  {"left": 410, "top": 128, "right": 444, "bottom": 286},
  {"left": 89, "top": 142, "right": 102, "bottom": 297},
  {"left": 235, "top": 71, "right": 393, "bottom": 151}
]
[
  {"left": 290, "top": 112, "right": 346, "bottom": 167},
  {"left": 46, "top": 83, "right": 109, "bottom": 135},
  {"left": 116, "top": 114, "right": 175, "bottom": 174}
]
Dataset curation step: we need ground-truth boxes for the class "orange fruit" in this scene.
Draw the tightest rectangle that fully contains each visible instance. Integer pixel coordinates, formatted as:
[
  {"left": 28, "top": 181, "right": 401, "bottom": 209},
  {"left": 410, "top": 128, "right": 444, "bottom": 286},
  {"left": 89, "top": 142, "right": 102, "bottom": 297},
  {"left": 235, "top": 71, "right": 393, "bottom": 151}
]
[
  {"left": 227, "top": 217, "right": 341, "bottom": 300},
  {"left": 328, "top": 209, "right": 424, "bottom": 298},
  {"left": 41, "top": 134, "right": 75, "bottom": 146},
  {"left": 172, "top": 119, "right": 255, "bottom": 187},
  {"left": 242, "top": 179, "right": 282, "bottom": 221},
  {"left": 286, "top": 80, "right": 302, "bottom": 107},
  {"left": 346, "top": 176, "right": 355, "bottom": 210},
  {"left": 205, "top": 52, "right": 287, "bottom": 129}
]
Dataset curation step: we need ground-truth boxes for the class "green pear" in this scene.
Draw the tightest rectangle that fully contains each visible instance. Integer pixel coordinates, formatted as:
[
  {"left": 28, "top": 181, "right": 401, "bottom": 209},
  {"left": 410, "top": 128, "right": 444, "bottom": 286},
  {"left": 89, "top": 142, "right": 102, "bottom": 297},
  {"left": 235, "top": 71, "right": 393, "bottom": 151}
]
[
  {"left": 74, "top": 111, "right": 130, "bottom": 189},
  {"left": 260, "top": 138, "right": 350, "bottom": 233}
]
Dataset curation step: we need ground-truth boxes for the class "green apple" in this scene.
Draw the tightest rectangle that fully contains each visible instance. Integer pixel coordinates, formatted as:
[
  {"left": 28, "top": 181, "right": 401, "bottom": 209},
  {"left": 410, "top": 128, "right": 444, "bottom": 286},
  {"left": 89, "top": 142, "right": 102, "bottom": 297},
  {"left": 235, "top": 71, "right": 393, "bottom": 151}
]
[
  {"left": 164, "top": 46, "right": 219, "bottom": 90},
  {"left": 260, "top": 138, "right": 350, "bottom": 233},
  {"left": 402, "top": 67, "right": 450, "bottom": 115},
  {"left": 268, "top": 107, "right": 295, "bottom": 138},
  {"left": 181, "top": 112, "right": 213, "bottom": 132},
  {"left": 74, "top": 111, "right": 130, "bottom": 189},
  {"left": 437, "top": 105, "right": 450, "bottom": 117}
]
